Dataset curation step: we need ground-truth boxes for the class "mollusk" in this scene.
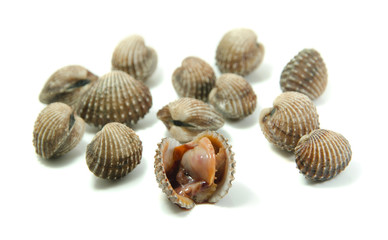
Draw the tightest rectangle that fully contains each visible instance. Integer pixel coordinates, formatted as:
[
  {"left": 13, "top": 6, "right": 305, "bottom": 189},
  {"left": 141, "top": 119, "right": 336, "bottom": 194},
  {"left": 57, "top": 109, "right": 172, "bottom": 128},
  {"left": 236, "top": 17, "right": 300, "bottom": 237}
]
[
  {"left": 154, "top": 130, "right": 235, "bottom": 209},
  {"left": 33, "top": 102, "right": 85, "bottom": 159},
  {"left": 280, "top": 49, "right": 328, "bottom": 100},
  {"left": 216, "top": 28, "right": 264, "bottom": 76},
  {"left": 75, "top": 70, "right": 152, "bottom": 128},
  {"left": 259, "top": 91, "right": 320, "bottom": 152},
  {"left": 86, "top": 122, "right": 142, "bottom": 180},
  {"left": 172, "top": 56, "right": 216, "bottom": 102},
  {"left": 209, "top": 73, "right": 257, "bottom": 120},
  {"left": 295, "top": 129, "right": 352, "bottom": 181},
  {"left": 39, "top": 65, "right": 98, "bottom": 107},
  {"left": 157, "top": 97, "right": 224, "bottom": 143},
  {"left": 111, "top": 35, "right": 157, "bottom": 82}
]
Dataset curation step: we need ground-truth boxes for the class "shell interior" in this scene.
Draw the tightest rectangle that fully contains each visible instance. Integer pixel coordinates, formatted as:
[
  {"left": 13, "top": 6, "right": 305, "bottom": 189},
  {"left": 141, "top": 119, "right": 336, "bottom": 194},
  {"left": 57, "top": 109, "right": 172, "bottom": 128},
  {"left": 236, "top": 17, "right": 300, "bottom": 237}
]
[{"left": 154, "top": 130, "right": 235, "bottom": 209}]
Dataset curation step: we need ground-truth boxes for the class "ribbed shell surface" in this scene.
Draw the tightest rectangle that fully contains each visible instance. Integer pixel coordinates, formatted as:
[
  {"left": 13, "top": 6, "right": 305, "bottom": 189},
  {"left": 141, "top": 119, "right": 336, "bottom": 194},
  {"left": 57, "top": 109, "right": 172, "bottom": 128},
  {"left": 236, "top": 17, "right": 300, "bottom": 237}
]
[
  {"left": 280, "top": 49, "right": 328, "bottom": 100},
  {"left": 75, "top": 70, "right": 152, "bottom": 128},
  {"left": 216, "top": 28, "right": 264, "bottom": 76},
  {"left": 172, "top": 57, "right": 216, "bottom": 102},
  {"left": 295, "top": 129, "right": 352, "bottom": 181},
  {"left": 86, "top": 122, "right": 142, "bottom": 180},
  {"left": 33, "top": 102, "right": 85, "bottom": 159},
  {"left": 259, "top": 92, "right": 320, "bottom": 152},
  {"left": 154, "top": 130, "right": 235, "bottom": 209},
  {"left": 39, "top": 65, "right": 98, "bottom": 107},
  {"left": 157, "top": 97, "right": 224, "bottom": 142},
  {"left": 111, "top": 35, "right": 157, "bottom": 82},
  {"left": 209, "top": 73, "right": 257, "bottom": 119}
]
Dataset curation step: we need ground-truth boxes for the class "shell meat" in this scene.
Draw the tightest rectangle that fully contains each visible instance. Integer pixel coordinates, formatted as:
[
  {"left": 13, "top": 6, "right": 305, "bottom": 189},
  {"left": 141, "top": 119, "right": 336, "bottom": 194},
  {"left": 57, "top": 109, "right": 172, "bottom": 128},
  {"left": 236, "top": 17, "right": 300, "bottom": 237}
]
[
  {"left": 157, "top": 98, "right": 224, "bottom": 143},
  {"left": 39, "top": 65, "right": 98, "bottom": 107},
  {"left": 172, "top": 57, "right": 216, "bottom": 102},
  {"left": 33, "top": 102, "right": 85, "bottom": 159},
  {"left": 75, "top": 70, "right": 152, "bottom": 128},
  {"left": 209, "top": 73, "right": 257, "bottom": 120},
  {"left": 216, "top": 28, "right": 264, "bottom": 76},
  {"left": 259, "top": 91, "right": 320, "bottom": 152},
  {"left": 154, "top": 130, "right": 235, "bottom": 209},
  {"left": 86, "top": 122, "right": 142, "bottom": 180},
  {"left": 111, "top": 35, "right": 157, "bottom": 82},
  {"left": 295, "top": 129, "right": 352, "bottom": 181},
  {"left": 280, "top": 49, "right": 328, "bottom": 100}
]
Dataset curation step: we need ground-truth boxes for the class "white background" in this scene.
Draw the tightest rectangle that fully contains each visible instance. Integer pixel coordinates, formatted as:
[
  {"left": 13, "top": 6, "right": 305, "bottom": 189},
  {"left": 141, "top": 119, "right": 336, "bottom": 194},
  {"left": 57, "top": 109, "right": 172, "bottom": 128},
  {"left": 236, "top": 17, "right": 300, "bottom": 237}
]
[{"left": 1, "top": 0, "right": 387, "bottom": 239}]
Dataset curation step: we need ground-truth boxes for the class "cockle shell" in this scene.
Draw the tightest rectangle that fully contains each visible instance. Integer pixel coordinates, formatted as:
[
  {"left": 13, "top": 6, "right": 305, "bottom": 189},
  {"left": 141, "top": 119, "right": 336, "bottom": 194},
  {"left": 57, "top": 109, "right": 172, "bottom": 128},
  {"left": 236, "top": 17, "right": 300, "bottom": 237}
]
[
  {"left": 216, "top": 28, "right": 264, "bottom": 76},
  {"left": 86, "top": 122, "right": 142, "bottom": 180},
  {"left": 295, "top": 129, "right": 352, "bottom": 181},
  {"left": 172, "top": 57, "right": 216, "bottom": 102},
  {"left": 39, "top": 65, "right": 98, "bottom": 107},
  {"left": 157, "top": 97, "right": 225, "bottom": 142},
  {"left": 75, "top": 70, "right": 152, "bottom": 128},
  {"left": 280, "top": 49, "right": 328, "bottom": 100},
  {"left": 33, "top": 102, "right": 85, "bottom": 159},
  {"left": 209, "top": 73, "right": 257, "bottom": 120},
  {"left": 259, "top": 91, "right": 320, "bottom": 152},
  {"left": 154, "top": 130, "right": 235, "bottom": 209},
  {"left": 111, "top": 35, "right": 157, "bottom": 82}
]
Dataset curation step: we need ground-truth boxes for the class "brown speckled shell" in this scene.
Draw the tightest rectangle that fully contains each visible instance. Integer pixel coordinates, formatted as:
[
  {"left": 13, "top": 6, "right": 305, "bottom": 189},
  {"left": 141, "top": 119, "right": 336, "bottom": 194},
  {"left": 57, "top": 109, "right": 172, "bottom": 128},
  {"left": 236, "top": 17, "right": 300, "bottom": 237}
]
[
  {"left": 295, "top": 129, "right": 352, "bottom": 181},
  {"left": 157, "top": 97, "right": 224, "bottom": 142},
  {"left": 259, "top": 92, "right": 320, "bottom": 152},
  {"left": 39, "top": 65, "right": 98, "bottom": 107},
  {"left": 75, "top": 70, "right": 152, "bottom": 128},
  {"left": 86, "top": 122, "right": 142, "bottom": 180},
  {"left": 172, "top": 57, "right": 216, "bottom": 102},
  {"left": 216, "top": 28, "right": 264, "bottom": 76},
  {"left": 280, "top": 49, "right": 328, "bottom": 100},
  {"left": 209, "top": 73, "right": 257, "bottom": 120},
  {"left": 154, "top": 130, "right": 235, "bottom": 209},
  {"left": 111, "top": 35, "right": 157, "bottom": 82},
  {"left": 33, "top": 102, "right": 85, "bottom": 159}
]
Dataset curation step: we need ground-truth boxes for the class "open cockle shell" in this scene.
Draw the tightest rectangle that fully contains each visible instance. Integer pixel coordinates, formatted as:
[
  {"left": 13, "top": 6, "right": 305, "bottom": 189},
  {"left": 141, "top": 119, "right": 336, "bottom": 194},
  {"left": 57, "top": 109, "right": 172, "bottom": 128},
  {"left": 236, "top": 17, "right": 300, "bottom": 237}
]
[
  {"left": 259, "top": 91, "right": 320, "bottom": 152},
  {"left": 295, "top": 129, "right": 352, "bottom": 181},
  {"left": 157, "top": 97, "right": 225, "bottom": 143},
  {"left": 280, "top": 49, "right": 328, "bottom": 100},
  {"left": 172, "top": 57, "right": 216, "bottom": 102},
  {"left": 209, "top": 73, "right": 257, "bottom": 120},
  {"left": 154, "top": 130, "right": 235, "bottom": 209},
  {"left": 33, "top": 102, "right": 85, "bottom": 159},
  {"left": 86, "top": 122, "right": 142, "bottom": 180},
  {"left": 216, "top": 28, "right": 264, "bottom": 76},
  {"left": 39, "top": 65, "right": 98, "bottom": 107},
  {"left": 75, "top": 70, "right": 152, "bottom": 128},
  {"left": 111, "top": 35, "right": 157, "bottom": 82}
]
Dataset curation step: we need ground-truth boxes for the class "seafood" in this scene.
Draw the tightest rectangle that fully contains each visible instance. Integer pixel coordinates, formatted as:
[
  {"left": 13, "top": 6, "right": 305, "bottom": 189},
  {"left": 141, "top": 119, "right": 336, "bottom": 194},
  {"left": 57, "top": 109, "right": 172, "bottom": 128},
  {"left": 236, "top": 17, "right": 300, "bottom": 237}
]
[
  {"left": 33, "top": 102, "right": 85, "bottom": 159},
  {"left": 295, "top": 129, "right": 352, "bottom": 181},
  {"left": 157, "top": 97, "right": 224, "bottom": 142},
  {"left": 154, "top": 131, "right": 235, "bottom": 209}
]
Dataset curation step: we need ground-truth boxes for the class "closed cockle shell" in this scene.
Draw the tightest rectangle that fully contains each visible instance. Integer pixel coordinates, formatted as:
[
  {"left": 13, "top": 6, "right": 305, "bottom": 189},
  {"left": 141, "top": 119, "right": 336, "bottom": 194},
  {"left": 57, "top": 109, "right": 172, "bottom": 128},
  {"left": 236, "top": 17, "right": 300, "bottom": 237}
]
[
  {"left": 39, "top": 65, "right": 98, "bottom": 107},
  {"left": 33, "top": 102, "right": 85, "bottom": 159},
  {"left": 259, "top": 91, "right": 320, "bottom": 152},
  {"left": 157, "top": 97, "right": 224, "bottom": 142},
  {"left": 111, "top": 35, "right": 157, "bottom": 82},
  {"left": 86, "top": 122, "right": 142, "bottom": 180},
  {"left": 154, "top": 130, "right": 235, "bottom": 209},
  {"left": 295, "top": 129, "right": 352, "bottom": 181},
  {"left": 280, "top": 49, "right": 328, "bottom": 100},
  {"left": 75, "top": 70, "right": 152, "bottom": 128},
  {"left": 216, "top": 28, "right": 264, "bottom": 76},
  {"left": 172, "top": 57, "right": 216, "bottom": 102},
  {"left": 209, "top": 73, "right": 257, "bottom": 120}
]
